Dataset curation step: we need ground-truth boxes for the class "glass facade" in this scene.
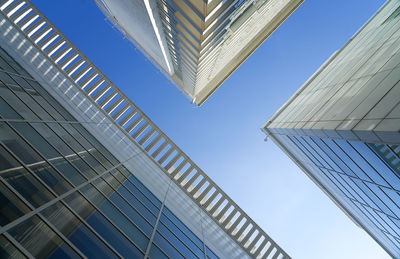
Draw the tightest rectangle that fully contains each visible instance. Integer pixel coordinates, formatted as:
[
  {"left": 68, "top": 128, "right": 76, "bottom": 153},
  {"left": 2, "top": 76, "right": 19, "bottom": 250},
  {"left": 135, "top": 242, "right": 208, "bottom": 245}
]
[
  {"left": 0, "top": 46, "right": 218, "bottom": 258},
  {"left": 274, "top": 133, "right": 400, "bottom": 255}
]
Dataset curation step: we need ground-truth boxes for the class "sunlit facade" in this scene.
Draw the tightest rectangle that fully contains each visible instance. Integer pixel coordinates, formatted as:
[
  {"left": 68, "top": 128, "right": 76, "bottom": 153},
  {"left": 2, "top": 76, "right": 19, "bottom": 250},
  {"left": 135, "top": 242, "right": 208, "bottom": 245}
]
[
  {"left": 263, "top": 0, "right": 400, "bottom": 257},
  {"left": 0, "top": 0, "right": 289, "bottom": 258},
  {"left": 95, "top": 0, "right": 303, "bottom": 105}
]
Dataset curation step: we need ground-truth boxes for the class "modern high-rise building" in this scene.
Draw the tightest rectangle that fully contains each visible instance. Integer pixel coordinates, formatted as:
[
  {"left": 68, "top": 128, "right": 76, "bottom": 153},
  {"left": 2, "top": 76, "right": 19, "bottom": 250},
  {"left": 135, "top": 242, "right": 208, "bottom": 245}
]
[
  {"left": 0, "top": 0, "right": 289, "bottom": 258},
  {"left": 94, "top": 0, "right": 303, "bottom": 105},
  {"left": 262, "top": 0, "right": 400, "bottom": 257}
]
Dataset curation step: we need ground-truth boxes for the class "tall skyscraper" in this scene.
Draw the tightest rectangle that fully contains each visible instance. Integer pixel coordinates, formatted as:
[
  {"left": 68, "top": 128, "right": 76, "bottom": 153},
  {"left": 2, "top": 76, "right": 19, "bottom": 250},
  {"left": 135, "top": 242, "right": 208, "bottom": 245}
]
[
  {"left": 262, "top": 0, "right": 400, "bottom": 257},
  {"left": 94, "top": 0, "right": 303, "bottom": 105},
  {"left": 0, "top": 0, "right": 289, "bottom": 258}
]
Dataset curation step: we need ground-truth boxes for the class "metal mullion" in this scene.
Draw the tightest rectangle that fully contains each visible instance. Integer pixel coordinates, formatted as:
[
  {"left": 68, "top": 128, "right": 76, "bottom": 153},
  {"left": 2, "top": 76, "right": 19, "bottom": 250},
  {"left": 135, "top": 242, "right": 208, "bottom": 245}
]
[
  {"left": 332, "top": 141, "right": 400, "bottom": 216},
  {"left": 7, "top": 72, "right": 69, "bottom": 123},
  {"left": 330, "top": 167, "right": 395, "bottom": 192},
  {"left": 67, "top": 123, "right": 122, "bottom": 169},
  {"left": 37, "top": 213, "right": 88, "bottom": 258},
  {"left": 100, "top": 171, "right": 157, "bottom": 229},
  {"left": 146, "top": 241, "right": 171, "bottom": 259},
  {"left": 0, "top": 177, "right": 86, "bottom": 258},
  {"left": 161, "top": 209, "right": 205, "bottom": 252},
  {"left": 3, "top": 232, "right": 34, "bottom": 259},
  {"left": 58, "top": 200, "right": 124, "bottom": 259},
  {"left": 120, "top": 172, "right": 163, "bottom": 215},
  {"left": 107, "top": 169, "right": 159, "bottom": 219},
  {"left": 156, "top": 220, "right": 198, "bottom": 259},
  {"left": 5, "top": 120, "right": 94, "bottom": 185},
  {"left": 342, "top": 173, "right": 399, "bottom": 219},
  {"left": 0, "top": 152, "right": 141, "bottom": 235},
  {"left": 0, "top": 134, "right": 65, "bottom": 198},
  {"left": 80, "top": 184, "right": 149, "bottom": 254},
  {"left": 365, "top": 144, "right": 400, "bottom": 184},
  {"left": 90, "top": 180, "right": 152, "bottom": 241},
  {"left": 354, "top": 196, "right": 400, "bottom": 222},
  {"left": 144, "top": 182, "right": 171, "bottom": 258},
  {"left": 0, "top": 67, "right": 35, "bottom": 80},
  {"left": 350, "top": 199, "right": 400, "bottom": 250}
]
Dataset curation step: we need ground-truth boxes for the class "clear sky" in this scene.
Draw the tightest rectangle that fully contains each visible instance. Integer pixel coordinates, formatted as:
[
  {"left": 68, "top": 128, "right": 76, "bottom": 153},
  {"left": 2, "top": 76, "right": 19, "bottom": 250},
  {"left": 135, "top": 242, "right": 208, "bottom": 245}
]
[{"left": 32, "top": 0, "right": 390, "bottom": 258}]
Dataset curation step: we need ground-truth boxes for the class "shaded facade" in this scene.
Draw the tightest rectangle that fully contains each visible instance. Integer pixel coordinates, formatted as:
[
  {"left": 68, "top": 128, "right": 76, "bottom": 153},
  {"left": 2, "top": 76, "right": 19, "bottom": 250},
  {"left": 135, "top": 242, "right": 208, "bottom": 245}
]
[
  {"left": 0, "top": 0, "right": 289, "bottom": 258},
  {"left": 263, "top": 0, "right": 400, "bottom": 257},
  {"left": 95, "top": 0, "right": 303, "bottom": 105}
]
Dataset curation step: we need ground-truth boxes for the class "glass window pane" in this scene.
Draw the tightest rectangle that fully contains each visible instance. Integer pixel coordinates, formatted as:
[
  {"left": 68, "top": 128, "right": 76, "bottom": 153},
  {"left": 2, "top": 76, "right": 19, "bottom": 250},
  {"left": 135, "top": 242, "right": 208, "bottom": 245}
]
[
  {"left": 49, "top": 158, "right": 86, "bottom": 186},
  {"left": 0, "top": 96, "right": 21, "bottom": 119},
  {"left": 117, "top": 184, "right": 157, "bottom": 225},
  {"left": 160, "top": 213, "right": 203, "bottom": 257},
  {"left": 0, "top": 235, "right": 27, "bottom": 259},
  {"left": 163, "top": 207, "right": 203, "bottom": 250},
  {"left": 149, "top": 243, "right": 168, "bottom": 259},
  {"left": 28, "top": 161, "right": 73, "bottom": 195},
  {"left": 0, "top": 82, "right": 38, "bottom": 119},
  {"left": 64, "top": 192, "right": 144, "bottom": 258},
  {"left": 109, "top": 191, "right": 153, "bottom": 236},
  {"left": 10, "top": 122, "right": 60, "bottom": 159},
  {"left": 47, "top": 123, "right": 85, "bottom": 153},
  {"left": 0, "top": 122, "right": 45, "bottom": 165},
  {"left": 26, "top": 79, "right": 75, "bottom": 121},
  {"left": 72, "top": 124, "right": 119, "bottom": 166},
  {"left": 153, "top": 232, "right": 184, "bottom": 259},
  {"left": 81, "top": 184, "right": 149, "bottom": 251},
  {"left": 206, "top": 246, "right": 219, "bottom": 259},
  {"left": 157, "top": 222, "right": 198, "bottom": 258},
  {"left": 0, "top": 181, "right": 30, "bottom": 226},
  {"left": 41, "top": 202, "right": 118, "bottom": 259},
  {"left": 30, "top": 123, "right": 74, "bottom": 157},
  {"left": 0, "top": 145, "right": 21, "bottom": 172},
  {"left": 8, "top": 215, "right": 79, "bottom": 258}
]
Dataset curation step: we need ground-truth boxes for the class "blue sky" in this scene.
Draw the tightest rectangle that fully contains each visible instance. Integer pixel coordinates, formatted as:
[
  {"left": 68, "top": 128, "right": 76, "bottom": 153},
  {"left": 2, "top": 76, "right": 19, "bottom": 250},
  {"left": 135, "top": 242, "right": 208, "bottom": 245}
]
[{"left": 33, "top": 0, "right": 389, "bottom": 258}]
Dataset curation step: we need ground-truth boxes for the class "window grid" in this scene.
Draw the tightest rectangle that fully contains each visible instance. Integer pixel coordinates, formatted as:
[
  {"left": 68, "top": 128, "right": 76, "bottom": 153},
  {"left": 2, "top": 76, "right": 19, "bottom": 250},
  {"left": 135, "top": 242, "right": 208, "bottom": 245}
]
[
  {"left": 286, "top": 134, "right": 400, "bottom": 250},
  {"left": 0, "top": 44, "right": 219, "bottom": 258}
]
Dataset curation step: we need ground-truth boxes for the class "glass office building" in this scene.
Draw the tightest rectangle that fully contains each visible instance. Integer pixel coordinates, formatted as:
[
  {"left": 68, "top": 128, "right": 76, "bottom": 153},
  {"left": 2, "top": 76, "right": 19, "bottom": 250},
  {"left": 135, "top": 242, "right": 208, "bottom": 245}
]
[
  {"left": 0, "top": 0, "right": 289, "bottom": 258},
  {"left": 94, "top": 0, "right": 303, "bottom": 105},
  {"left": 263, "top": 0, "right": 400, "bottom": 257}
]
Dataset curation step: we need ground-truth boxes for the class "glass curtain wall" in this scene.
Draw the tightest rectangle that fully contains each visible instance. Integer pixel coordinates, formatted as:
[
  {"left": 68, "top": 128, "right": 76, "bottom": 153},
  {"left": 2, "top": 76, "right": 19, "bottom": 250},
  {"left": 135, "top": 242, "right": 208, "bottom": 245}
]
[
  {"left": 0, "top": 46, "right": 217, "bottom": 259},
  {"left": 274, "top": 133, "right": 400, "bottom": 253}
]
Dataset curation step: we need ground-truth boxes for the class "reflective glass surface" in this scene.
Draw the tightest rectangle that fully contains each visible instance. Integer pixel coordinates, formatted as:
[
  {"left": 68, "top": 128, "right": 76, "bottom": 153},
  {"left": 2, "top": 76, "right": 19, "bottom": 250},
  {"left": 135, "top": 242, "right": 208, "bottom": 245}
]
[
  {"left": 282, "top": 134, "right": 400, "bottom": 252},
  {"left": 0, "top": 46, "right": 219, "bottom": 258}
]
